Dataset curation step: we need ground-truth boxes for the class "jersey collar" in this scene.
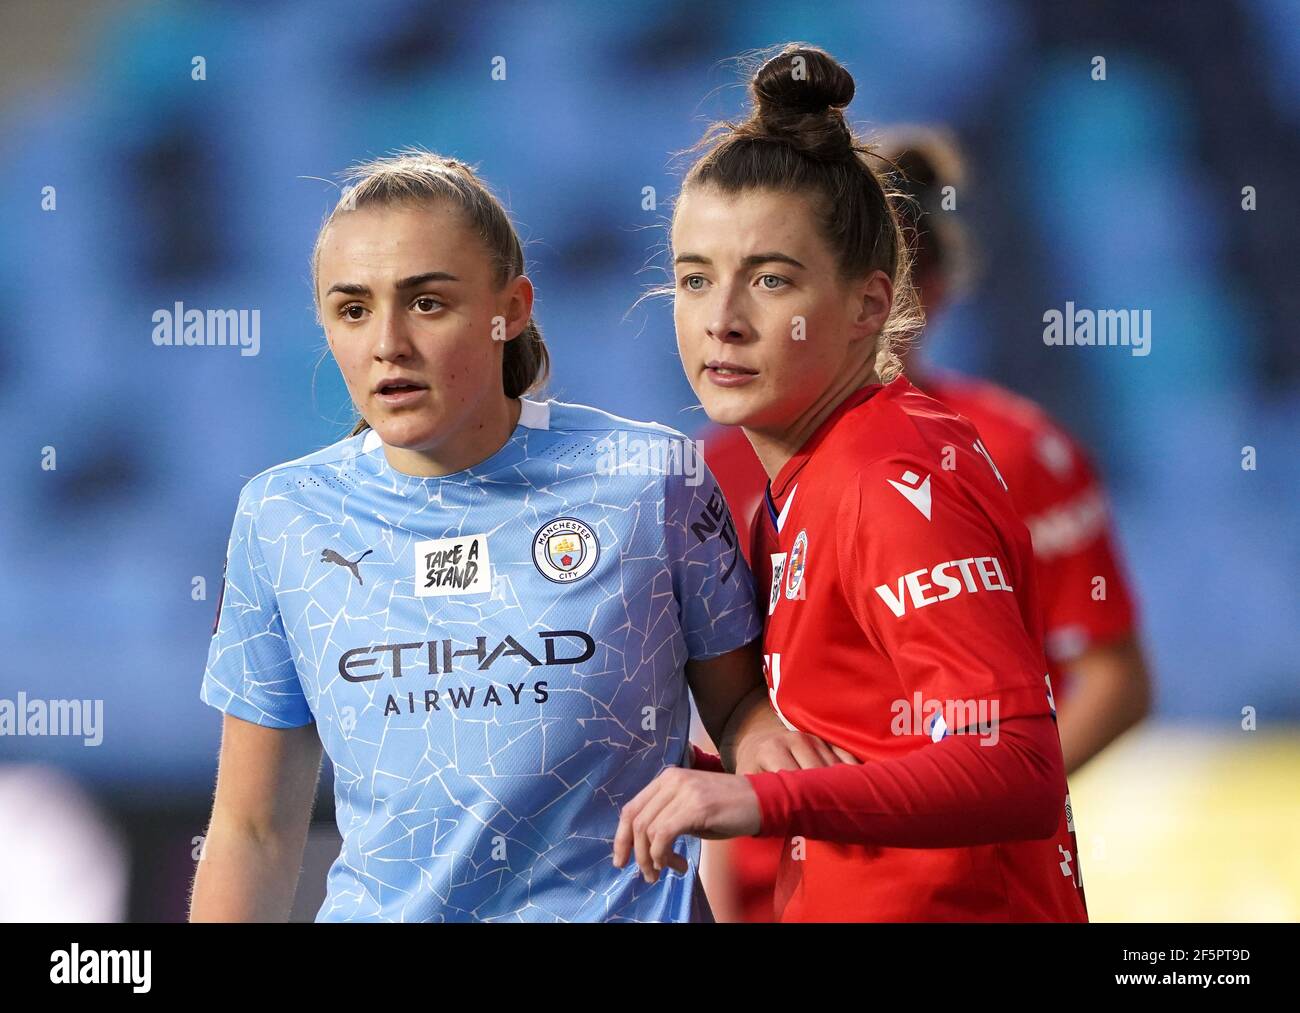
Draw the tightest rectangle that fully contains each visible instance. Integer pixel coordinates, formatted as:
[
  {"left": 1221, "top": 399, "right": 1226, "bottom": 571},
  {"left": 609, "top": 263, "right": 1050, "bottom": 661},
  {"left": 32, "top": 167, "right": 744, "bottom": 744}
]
[{"left": 764, "top": 481, "right": 799, "bottom": 534}]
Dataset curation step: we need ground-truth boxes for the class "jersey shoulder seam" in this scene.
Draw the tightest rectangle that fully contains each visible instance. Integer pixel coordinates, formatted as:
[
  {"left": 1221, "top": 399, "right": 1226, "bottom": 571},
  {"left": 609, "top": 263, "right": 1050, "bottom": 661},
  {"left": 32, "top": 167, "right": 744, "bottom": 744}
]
[{"left": 545, "top": 399, "right": 693, "bottom": 442}]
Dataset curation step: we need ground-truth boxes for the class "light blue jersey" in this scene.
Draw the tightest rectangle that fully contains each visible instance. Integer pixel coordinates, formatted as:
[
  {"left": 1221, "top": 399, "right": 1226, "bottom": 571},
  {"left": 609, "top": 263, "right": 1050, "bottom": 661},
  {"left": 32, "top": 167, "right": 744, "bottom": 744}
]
[{"left": 201, "top": 398, "right": 760, "bottom": 921}]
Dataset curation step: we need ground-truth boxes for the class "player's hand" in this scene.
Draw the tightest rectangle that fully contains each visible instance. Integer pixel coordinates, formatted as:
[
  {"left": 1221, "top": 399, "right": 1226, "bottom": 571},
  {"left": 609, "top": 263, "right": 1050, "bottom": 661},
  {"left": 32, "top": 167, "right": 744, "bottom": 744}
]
[
  {"left": 612, "top": 769, "right": 760, "bottom": 884},
  {"left": 733, "top": 727, "right": 862, "bottom": 774}
]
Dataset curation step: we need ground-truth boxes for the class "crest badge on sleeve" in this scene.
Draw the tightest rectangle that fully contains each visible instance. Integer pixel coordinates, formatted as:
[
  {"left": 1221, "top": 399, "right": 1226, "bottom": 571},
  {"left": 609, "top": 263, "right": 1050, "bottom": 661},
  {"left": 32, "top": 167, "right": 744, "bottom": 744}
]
[
  {"left": 784, "top": 529, "right": 808, "bottom": 600},
  {"left": 768, "top": 552, "right": 787, "bottom": 616}
]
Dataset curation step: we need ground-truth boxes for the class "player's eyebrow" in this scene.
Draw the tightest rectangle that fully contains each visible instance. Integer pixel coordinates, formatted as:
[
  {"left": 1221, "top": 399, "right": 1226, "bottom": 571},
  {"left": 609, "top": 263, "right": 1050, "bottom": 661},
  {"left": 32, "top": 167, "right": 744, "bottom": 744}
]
[
  {"left": 324, "top": 281, "right": 370, "bottom": 298},
  {"left": 395, "top": 271, "right": 460, "bottom": 289},
  {"left": 324, "top": 271, "right": 461, "bottom": 298},
  {"left": 674, "top": 252, "right": 807, "bottom": 270}
]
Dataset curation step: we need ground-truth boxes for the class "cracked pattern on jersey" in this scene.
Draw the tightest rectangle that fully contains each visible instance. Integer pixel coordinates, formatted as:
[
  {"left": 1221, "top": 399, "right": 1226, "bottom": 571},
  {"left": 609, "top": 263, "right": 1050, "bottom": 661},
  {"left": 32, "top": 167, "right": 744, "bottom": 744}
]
[{"left": 201, "top": 400, "right": 760, "bottom": 922}]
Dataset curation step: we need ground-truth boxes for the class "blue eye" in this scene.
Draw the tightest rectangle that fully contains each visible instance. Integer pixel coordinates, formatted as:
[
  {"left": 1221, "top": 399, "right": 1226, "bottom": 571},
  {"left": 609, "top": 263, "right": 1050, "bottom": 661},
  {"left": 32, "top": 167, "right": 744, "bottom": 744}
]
[
  {"left": 682, "top": 275, "right": 707, "bottom": 291},
  {"left": 758, "top": 274, "right": 787, "bottom": 290}
]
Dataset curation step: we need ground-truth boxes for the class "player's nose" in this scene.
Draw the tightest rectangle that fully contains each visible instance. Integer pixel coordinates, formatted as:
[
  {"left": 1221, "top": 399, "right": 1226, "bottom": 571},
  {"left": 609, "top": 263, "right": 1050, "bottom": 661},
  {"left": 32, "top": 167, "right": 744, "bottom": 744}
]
[
  {"left": 705, "top": 289, "right": 753, "bottom": 344},
  {"left": 372, "top": 306, "right": 415, "bottom": 361}
]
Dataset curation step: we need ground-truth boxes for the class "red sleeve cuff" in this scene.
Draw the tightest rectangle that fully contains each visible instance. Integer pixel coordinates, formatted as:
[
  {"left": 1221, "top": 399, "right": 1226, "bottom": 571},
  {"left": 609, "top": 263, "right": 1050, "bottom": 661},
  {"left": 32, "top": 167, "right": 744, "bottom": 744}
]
[
  {"left": 745, "top": 771, "right": 797, "bottom": 837},
  {"left": 690, "top": 744, "right": 727, "bottom": 773}
]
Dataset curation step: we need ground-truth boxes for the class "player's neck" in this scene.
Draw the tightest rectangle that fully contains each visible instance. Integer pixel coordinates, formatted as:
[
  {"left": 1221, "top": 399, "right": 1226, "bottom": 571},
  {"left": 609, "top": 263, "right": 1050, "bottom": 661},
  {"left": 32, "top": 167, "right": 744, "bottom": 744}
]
[
  {"left": 382, "top": 396, "right": 522, "bottom": 478},
  {"left": 745, "top": 357, "right": 880, "bottom": 483}
]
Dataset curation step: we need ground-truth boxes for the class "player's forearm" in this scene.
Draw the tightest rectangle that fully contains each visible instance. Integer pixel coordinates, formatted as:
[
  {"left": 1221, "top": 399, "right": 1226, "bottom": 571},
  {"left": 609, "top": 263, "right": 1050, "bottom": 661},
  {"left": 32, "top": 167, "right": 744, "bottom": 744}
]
[
  {"left": 717, "top": 686, "right": 787, "bottom": 772},
  {"left": 189, "top": 816, "right": 309, "bottom": 922},
  {"left": 1058, "top": 691, "right": 1138, "bottom": 775},
  {"left": 1057, "top": 638, "right": 1151, "bottom": 774},
  {"left": 743, "top": 714, "right": 1065, "bottom": 847}
]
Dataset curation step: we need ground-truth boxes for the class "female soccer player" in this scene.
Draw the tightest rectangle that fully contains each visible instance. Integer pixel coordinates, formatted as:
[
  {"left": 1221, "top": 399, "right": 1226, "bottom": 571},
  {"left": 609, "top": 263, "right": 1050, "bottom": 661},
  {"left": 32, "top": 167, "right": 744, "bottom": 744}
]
[
  {"left": 695, "top": 130, "right": 1152, "bottom": 920},
  {"left": 614, "top": 46, "right": 1089, "bottom": 921},
  {"left": 189, "top": 149, "right": 832, "bottom": 922}
]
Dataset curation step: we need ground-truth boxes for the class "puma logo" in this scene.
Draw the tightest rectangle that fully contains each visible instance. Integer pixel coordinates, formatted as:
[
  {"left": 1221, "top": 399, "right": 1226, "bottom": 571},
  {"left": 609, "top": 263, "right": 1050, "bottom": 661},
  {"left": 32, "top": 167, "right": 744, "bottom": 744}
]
[{"left": 321, "top": 548, "right": 373, "bottom": 585}]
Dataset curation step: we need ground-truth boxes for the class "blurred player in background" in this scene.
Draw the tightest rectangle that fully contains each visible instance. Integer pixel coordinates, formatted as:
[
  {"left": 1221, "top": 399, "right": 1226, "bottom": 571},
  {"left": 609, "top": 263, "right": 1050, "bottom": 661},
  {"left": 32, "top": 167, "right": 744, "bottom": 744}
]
[{"left": 697, "top": 126, "right": 1152, "bottom": 920}]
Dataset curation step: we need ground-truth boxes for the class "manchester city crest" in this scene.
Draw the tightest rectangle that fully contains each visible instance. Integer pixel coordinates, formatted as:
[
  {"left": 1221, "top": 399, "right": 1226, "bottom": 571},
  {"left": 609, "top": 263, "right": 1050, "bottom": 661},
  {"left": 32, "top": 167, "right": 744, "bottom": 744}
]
[{"left": 532, "top": 516, "right": 600, "bottom": 583}]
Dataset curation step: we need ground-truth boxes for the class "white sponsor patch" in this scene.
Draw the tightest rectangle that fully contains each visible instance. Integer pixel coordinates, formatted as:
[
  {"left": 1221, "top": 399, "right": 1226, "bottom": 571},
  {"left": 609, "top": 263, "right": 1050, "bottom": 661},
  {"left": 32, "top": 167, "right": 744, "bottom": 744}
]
[
  {"left": 415, "top": 533, "right": 492, "bottom": 597},
  {"left": 769, "top": 552, "right": 787, "bottom": 616}
]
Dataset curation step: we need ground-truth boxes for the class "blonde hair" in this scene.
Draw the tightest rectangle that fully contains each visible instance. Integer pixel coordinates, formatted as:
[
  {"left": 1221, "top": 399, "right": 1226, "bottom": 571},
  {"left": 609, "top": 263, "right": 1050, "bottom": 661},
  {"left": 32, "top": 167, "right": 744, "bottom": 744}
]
[{"left": 312, "top": 148, "right": 549, "bottom": 435}]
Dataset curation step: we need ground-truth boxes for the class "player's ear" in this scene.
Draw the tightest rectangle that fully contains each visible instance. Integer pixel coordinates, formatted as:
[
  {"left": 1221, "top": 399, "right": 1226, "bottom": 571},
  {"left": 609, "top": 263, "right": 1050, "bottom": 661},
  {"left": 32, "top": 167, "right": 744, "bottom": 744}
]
[
  {"left": 849, "top": 270, "right": 893, "bottom": 342},
  {"left": 500, "top": 274, "right": 534, "bottom": 342}
]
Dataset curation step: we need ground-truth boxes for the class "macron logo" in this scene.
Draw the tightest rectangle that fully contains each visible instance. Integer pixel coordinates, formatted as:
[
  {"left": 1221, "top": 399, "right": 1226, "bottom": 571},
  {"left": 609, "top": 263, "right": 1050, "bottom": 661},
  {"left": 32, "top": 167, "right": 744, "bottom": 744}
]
[{"left": 887, "top": 470, "right": 932, "bottom": 520}]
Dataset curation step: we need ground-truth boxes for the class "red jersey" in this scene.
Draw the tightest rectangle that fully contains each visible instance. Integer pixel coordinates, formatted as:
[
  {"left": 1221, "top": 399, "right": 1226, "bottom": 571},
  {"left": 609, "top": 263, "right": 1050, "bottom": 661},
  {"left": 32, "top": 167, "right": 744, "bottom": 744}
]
[
  {"left": 741, "top": 375, "right": 1087, "bottom": 921},
  {"left": 703, "top": 378, "right": 1136, "bottom": 692},
  {"left": 916, "top": 372, "right": 1138, "bottom": 698}
]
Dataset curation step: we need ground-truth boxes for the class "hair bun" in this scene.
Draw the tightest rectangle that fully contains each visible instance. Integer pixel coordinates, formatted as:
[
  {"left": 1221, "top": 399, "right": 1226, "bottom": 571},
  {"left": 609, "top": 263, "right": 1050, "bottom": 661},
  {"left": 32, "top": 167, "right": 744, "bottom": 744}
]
[
  {"left": 754, "top": 46, "right": 854, "bottom": 115},
  {"left": 750, "top": 45, "right": 856, "bottom": 158}
]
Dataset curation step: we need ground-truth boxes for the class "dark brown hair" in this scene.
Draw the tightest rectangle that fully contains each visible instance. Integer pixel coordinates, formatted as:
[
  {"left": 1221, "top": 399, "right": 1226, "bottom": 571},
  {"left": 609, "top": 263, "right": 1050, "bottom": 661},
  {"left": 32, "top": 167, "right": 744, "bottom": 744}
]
[
  {"left": 311, "top": 148, "right": 549, "bottom": 436},
  {"left": 877, "top": 125, "right": 973, "bottom": 300},
  {"left": 676, "top": 44, "right": 922, "bottom": 379}
]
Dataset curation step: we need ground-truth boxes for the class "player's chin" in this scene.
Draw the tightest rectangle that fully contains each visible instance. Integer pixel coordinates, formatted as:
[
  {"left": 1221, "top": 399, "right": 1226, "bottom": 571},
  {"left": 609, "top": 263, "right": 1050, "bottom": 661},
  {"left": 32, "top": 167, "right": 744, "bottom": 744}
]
[
  {"left": 696, "top": 378, "right": 767, "bottom": 428},
  {"left": 368, "top": 405, "right": 444, "bottom": 449}
]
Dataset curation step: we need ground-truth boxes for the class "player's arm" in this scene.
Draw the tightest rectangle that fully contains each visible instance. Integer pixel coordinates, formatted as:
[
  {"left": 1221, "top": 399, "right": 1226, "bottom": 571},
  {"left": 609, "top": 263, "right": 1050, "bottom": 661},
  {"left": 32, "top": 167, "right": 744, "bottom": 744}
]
[
  {"left": 685, "top": 640, "right": 845, "bottom": 774},
  {"left": 671, "top": 449, "right": 845, "bottom": 776},
  {"left": 190, "top": 713, "right": 323, "bottom": 921},
  {"left": 194, "top": 484, "right": 323, "bottom": 920},
  {"left": 1025, "top": 441, "right": 1152, "bottom": 772},
  {"left": 744, "top": 712, "right": 1063, "bottom": 846},
  {"left": 616, "top": 709, "right": 1066, "bottom": 883},
  {"left": 1057, "top": 633, "right": 1151, "bottom": 772}
]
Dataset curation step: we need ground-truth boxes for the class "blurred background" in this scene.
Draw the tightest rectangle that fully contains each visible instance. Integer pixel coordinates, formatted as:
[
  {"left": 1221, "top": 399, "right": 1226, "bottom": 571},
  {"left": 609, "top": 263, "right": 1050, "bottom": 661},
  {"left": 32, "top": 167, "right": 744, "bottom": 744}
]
[{"left": 0, "top": 0, "right": 1296, "bottom": 921}]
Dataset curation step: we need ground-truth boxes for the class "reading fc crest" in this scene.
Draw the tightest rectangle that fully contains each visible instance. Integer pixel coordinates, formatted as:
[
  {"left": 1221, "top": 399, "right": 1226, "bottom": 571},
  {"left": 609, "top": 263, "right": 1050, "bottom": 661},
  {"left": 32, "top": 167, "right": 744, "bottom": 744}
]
[
  {"left": 785, "top": 529, "right": 808, "bottom": 600},
  {"left": 532, "top": 516, "right": 600, "bottom": 583}
]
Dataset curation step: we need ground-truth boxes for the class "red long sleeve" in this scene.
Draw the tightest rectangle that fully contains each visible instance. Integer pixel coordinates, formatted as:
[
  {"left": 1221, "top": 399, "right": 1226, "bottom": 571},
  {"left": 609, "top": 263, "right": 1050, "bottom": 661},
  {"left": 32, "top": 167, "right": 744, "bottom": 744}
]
[{"left": 744, "top": 713, "right": 1065, "bottom": 848}]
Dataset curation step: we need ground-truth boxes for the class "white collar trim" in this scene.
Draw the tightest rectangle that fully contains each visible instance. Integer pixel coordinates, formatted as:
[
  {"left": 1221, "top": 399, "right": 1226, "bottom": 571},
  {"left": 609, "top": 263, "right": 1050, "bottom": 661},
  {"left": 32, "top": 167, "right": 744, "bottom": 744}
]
[
  {"left": 776, "top": 483, "right": 798, "bottom": 533},
  {"left": 518, "top": 397, "right": 550, "bottom": 430}
]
